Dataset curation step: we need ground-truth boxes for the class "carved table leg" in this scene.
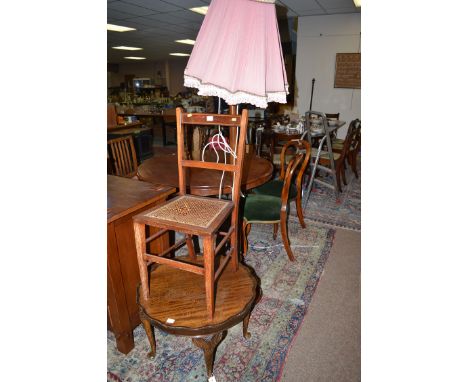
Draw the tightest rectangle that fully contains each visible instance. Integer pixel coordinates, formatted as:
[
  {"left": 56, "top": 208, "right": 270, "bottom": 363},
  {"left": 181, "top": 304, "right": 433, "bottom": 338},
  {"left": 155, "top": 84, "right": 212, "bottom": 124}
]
[
  {"left": 243, "top": 313, "right": 251, "bottom": 339},
  {"left": 141, "top": 317, "right": 156, "bottom": 359},
  {"left": 192, "top": 331, "right": 226, "bottom": 378}
]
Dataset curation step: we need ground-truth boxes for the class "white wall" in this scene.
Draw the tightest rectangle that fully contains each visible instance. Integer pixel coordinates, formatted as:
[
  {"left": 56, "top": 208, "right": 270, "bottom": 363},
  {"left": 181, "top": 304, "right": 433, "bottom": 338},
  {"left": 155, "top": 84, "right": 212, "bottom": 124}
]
[{"left": 296, "top": 14, "right": 361, "bottom": 138}]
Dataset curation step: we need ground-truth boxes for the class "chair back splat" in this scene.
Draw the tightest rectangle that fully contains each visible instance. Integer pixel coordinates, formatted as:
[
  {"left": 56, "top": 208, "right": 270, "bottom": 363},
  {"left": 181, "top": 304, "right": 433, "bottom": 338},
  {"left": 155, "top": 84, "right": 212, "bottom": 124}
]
[
  {"left": 107, "top": 136, "right": 138, "bottom": 178},
  {"left": 133, "top": 107, "right": 249, "bottom": 319}
]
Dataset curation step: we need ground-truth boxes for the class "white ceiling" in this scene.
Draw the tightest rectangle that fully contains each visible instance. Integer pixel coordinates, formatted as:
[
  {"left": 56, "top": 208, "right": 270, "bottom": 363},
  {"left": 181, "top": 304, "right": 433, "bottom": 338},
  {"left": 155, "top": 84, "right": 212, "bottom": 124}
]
[{"left": 107, "top": 0, "right": 360, "bottom": 63}]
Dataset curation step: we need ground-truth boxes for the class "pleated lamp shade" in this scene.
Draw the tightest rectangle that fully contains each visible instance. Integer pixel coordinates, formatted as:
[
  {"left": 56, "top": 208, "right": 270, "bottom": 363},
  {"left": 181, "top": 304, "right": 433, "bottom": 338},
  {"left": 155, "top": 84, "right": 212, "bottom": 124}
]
[{"left": 184, "top": 0, "right": 289, "bottom": 108}]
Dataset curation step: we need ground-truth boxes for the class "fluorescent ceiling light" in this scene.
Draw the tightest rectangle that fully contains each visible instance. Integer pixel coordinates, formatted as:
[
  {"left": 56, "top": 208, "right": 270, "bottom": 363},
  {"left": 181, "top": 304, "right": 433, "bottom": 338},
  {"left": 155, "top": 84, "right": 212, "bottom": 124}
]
[
  {"left": 353, "top": 0, "right": 361, "bottom": 7},
  {"left": 175, "top": 39, "right": 196, "bottom": 45},
  {"left": 170, "top": 53, "right": 190, "bottom": 57},
  {"left": 124, "top": 56, "right": 146, "bottom": 60},
  {"left": 107, "top": 23, "right": 136, "bottom": 32},
  {"left": 112, "top": 46, "right": 142, "bottom": 51},
  {"left": 190, "top": 6, "right": 209, "bottom": 15}
]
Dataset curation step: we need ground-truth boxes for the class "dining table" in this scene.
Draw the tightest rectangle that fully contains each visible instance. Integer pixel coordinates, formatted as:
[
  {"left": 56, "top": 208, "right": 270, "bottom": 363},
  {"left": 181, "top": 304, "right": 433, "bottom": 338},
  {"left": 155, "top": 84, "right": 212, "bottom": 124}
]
[{"left": 137, "top": 150, "right": 273, "bottom": 197}]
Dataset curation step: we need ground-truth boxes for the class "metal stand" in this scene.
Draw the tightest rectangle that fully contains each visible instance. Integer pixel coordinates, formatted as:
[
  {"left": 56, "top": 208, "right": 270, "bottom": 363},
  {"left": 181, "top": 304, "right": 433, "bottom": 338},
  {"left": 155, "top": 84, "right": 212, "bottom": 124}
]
[{"left": 301, "top": 111, "right": 340, "bottom": 208}]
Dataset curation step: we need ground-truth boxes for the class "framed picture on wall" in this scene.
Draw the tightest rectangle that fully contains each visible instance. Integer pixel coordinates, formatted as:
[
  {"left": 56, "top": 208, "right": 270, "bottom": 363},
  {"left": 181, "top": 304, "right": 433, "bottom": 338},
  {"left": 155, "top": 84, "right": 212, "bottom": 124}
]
[{"left": 334, "top": 53, "right": 361, "bottom": 89}]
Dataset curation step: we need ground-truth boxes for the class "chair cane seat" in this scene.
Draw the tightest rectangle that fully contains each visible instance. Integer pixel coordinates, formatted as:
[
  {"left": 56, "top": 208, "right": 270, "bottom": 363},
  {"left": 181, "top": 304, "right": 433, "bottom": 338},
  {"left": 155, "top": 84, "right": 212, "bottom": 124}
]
[{"left": 141, "top": 195, "right": 233, "bottom": 232}]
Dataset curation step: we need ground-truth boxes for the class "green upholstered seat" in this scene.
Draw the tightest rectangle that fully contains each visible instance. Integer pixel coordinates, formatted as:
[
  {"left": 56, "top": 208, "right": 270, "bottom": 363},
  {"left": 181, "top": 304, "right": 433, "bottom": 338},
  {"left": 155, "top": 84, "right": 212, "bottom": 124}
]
[
  {"left": 243, "top": 194, "right": 283, "bottom": 222},
  {"left": 253, "top": 178, "right": 298, "bottom": 200}
]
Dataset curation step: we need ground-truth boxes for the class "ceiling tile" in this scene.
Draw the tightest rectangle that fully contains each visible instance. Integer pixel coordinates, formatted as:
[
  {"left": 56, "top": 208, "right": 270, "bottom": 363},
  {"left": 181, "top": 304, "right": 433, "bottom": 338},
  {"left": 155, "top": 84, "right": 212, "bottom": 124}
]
[
  {"left": 280, "top": 0, "right": 322, "bottom": 12},
  {"left": 107, "top": 9, "right": 139, "bottom": 20},
  {"left": 108, "top": 2, "right": 159, "bottom": 16},
  {"left": 119, "top": 0, "right": 181, "bottom": 12},
  {"left": 160, "top": 0, "right": 208, "bottom": 8}
]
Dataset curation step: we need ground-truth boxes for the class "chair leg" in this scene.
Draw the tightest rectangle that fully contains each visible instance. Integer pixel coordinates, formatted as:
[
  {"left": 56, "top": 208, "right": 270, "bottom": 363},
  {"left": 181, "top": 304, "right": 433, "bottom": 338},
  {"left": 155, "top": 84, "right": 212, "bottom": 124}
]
[
  {"left": 134, "top": 222, "right": 150, "bottom": 299},
  {"left": 230, "top": 215, "right": 239, "bottom": 271},
  {"left": 280, "top": 213, "right": 295, "bottom": 261},
  {"left": 341, "top": 162, "right": 348, "bottom": 186},
  {"left": 203, "top": 234, "right": 215, "bottom": 319},
  {"left": 186, "top": 234, "right": 197, "bottom": 261},
  {"left": 242, "top": 220, "right": 251, "bottom": 257},
  {"left": 335, "top": 167, "right": 343, "bottom": 193},
  {"left": 273, "top": 223, "right": 278, "bottom": 240},
  {"left": 352, "top": 152, "right": 359, "bottom": 178},
  {"left": 295, "top": 194, "right": 306, "bottom": 228}
]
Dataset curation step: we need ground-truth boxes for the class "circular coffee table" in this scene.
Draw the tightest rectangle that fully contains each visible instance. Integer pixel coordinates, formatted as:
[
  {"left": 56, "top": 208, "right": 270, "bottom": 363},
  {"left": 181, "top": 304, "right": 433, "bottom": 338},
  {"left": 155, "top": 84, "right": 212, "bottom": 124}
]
[{"left": 138, "top": 256, "right": 259, "bottom": 380}]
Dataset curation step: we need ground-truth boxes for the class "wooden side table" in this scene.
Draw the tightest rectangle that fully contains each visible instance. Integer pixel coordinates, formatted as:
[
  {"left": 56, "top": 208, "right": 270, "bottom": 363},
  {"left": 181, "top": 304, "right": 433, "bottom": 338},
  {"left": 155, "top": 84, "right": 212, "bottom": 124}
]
[
  {"left": 138, "top": 255, "right": 259, "bottom": 380},
  {"left": 107, "top": 175, "right": 175, "bottom": 354}
]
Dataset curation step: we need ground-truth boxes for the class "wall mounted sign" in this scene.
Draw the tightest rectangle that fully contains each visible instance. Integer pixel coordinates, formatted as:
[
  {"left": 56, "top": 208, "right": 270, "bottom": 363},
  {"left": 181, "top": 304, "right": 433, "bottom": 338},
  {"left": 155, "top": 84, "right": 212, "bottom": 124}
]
[{"left": 334, "top": 53, "right": 361, "bottom": 89}]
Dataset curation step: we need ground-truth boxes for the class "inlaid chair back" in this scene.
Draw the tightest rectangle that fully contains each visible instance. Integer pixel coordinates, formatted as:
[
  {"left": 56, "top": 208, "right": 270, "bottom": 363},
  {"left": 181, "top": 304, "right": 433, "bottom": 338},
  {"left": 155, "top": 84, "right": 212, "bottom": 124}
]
[
  {"left": 107, "top": 136, "right": 138, "bottom": 178},
  {"left": 176, "top": 107, "right": 248, "bottom": 206},
  {"left": 133, "top": 108, "right": 249, "bottom": 320}
]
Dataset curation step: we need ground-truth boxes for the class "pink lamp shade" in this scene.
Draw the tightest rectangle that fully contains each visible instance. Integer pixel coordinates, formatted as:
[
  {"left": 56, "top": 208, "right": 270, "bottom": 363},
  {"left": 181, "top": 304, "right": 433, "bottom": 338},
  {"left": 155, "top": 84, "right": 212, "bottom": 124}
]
[{"left": 184, "top": 0, "right": 289, "bottom": 108}]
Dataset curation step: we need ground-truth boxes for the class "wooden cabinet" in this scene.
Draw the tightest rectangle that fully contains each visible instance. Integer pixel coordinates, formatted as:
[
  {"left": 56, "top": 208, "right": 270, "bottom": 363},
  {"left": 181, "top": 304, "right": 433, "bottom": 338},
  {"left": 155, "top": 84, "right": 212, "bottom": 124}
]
[{"left": 107, "top": 175, "right": 175, "bottom": 353}]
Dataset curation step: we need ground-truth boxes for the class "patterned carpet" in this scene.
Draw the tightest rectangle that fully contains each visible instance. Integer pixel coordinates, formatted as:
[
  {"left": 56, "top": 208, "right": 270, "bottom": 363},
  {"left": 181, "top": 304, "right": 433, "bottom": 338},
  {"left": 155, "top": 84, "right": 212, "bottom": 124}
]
[
  {"left": 107, "top": 218, "right": 335, "bottom": 382},
  {"left": 290, "top": 165, "right": 361, "bottom": 232}
]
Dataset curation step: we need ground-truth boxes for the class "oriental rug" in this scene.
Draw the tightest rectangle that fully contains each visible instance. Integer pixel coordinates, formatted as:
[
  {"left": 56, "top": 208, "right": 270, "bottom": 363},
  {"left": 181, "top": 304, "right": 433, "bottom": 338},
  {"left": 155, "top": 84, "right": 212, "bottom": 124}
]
[
  {"left": 107, "top": 218, "right": 335, "bottom": 382},
  {"left": 290, "top": 165, "right": 361, "bottom": 232}
]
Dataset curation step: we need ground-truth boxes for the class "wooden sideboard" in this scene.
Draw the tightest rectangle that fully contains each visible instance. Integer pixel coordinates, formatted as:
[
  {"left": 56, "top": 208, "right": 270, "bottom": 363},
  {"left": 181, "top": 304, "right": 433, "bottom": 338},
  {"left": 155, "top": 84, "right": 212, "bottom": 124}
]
[{"left": 107, "top": 175, "right": 175, "bottom": 353}]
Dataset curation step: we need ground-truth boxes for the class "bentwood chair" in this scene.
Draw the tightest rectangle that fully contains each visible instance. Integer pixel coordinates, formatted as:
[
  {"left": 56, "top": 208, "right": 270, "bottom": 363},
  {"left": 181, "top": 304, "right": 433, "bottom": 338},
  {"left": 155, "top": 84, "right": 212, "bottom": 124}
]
[
  {"left": 312, "top": 119, "right": 359, "bottom": 192},
  {"left": 252, "top": 139, "right": 311, "bottom": 229},
  {"left": 242, "top": 151, "right": 305, "bottom": 261},
  {"left": 133, "top": 108, "right": 248, "bottom": 319},
  {"left": 107, "top": 136, "right": 138, "bottom": 178}
]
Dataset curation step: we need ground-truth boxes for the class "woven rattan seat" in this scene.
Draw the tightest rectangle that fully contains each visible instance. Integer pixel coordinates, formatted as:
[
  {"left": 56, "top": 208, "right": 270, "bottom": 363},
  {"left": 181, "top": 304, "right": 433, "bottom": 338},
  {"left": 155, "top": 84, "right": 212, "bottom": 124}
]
[
  {"left": 142, "top": 195, "right": 233, "bottom": 232},
  {"left": 133, "top": 108, "right": 249, "bottom": 319}
]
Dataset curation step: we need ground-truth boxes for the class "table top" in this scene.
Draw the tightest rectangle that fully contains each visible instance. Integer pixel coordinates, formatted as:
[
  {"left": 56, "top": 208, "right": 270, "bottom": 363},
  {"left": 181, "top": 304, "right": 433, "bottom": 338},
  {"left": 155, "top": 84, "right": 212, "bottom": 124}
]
[
  {"left": 107, "top": 126, "right": 152, "bottom": 136},
  {"left": 107, "top": 121, "right": 143, "bottom": 131},
  {"left": 118, "top": 111, "right": 162, "bottom": 117},
  {"left": 138, "top": 255, "right": 258, "bottom": 336},
  {"left": 137, "top": 151, "right": 273, "bottom": 196},
  {"left": 107, "top": 175, "right": 175, "bottom": 223}
]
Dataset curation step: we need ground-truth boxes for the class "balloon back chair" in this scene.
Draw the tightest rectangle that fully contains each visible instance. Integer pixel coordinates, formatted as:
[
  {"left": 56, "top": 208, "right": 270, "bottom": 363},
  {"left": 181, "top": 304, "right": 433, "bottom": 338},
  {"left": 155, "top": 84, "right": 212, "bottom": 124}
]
[
  {"left": 133, "top": 107, "right": 248, "bottom": 319},
  {"left": 242, "top": 147, "right": 307, "bottom": 262},
  {"left": 252, "top": 139, "right": 311, "bottom": 228}
]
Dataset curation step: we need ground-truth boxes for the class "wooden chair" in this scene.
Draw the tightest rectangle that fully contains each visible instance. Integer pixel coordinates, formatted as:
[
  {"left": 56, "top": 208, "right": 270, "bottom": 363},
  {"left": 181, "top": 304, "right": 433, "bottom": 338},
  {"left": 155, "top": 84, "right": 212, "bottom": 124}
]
[
  {"left": 312, "top": 119, "right": 359, "bottom": 192},
  {"left": 133, "top": 108, "right": 249, "bottom": 319},
  {"left": 107, "top": 136, "right": 138, "bottom": 178},
  {"left": 332, "top": 119, "right": 361, "bottom": 178},
  {"left": 242, "top": 151, "right": 305, "bottom": 261},
  {"left": 107, "top": 103, "right": 118, "bottom": 128},
  {"left": 252, "top": 139, "right": 311, "bottom": 229},
  {"left": 347, "top": 120, "right": 361, "bottom": 178}
]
